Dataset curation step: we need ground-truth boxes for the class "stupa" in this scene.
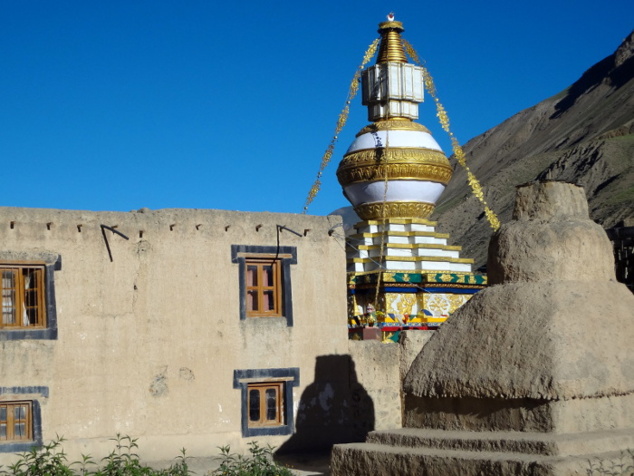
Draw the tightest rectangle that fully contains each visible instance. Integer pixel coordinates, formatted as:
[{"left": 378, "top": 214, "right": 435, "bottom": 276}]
[
  {"left": 337, "top": 15, "right": 485, "bottom": 339},
  {"left": 331, "top": 181, "right": 634, "bottom": 475}
]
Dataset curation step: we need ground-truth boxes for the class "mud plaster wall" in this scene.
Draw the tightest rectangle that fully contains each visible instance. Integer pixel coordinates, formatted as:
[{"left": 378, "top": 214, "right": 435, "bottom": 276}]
[
  {"left": 0, "top": 207, "right": 349, "bottom": 462},
  {"left": 350, "top": 331, "right": 435, "bottom": 430},
  {"left": 276, "top": 333, "right": 435, "bottom": 453}
]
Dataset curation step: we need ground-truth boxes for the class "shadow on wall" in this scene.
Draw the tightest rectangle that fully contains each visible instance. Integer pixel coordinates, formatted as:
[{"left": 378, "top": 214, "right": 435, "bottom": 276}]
[{"left": 277, "top": 354, "right": 374, "bottom": 453}]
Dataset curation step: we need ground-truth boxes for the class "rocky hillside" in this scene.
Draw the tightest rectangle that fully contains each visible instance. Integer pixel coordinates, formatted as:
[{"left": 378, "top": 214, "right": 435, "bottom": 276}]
[{"left": 433, "top": 31, "right": 634, "bottom": 269}]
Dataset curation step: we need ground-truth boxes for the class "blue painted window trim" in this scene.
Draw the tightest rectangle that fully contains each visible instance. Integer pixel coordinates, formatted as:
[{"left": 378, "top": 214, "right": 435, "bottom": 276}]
[
  {"left": 0, "top": 256, "right": 61, "bottom": 341},
  {"left": 231, "top": 245, "right": 297, "bottom": 326},
  {"left": 233, "top": 368, "right": 299, "bottom": 437},
  {"left": 0, "top": 386, "right": 47, "bottom": 452}
]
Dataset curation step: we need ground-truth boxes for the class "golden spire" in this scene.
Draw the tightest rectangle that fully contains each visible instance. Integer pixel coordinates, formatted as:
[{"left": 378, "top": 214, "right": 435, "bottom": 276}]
[{"left": 376, "top": 13, "right": 407, "bottom": 63}]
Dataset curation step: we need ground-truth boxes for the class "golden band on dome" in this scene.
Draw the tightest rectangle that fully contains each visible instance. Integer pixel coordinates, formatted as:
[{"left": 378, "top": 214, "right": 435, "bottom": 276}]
[
  {"left": 339, "top": 148, "right": 449, "bottom": 167},
  {"left": 354, "top": 201, "right": 436, "bottom": 220},
  {"left": 357, "top": 120, "right": 430, "bottom": 135},
  {"left": 337, "top": 148, "right": 452, "bottom": 186},
  {"left": 337, "top": 161, "right": 453, "bottom": 185}
]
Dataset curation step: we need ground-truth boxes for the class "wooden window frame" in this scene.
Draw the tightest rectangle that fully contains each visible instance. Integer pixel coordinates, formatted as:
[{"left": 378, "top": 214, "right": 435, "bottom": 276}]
[
  {"left": 0, "top": 254, "right": 60, "bottom": 341},
  {"left": 0, "top": 388, "right": 45, "bottom": 452},
  {"left": 247, "top": 382, "right": 284, "bottom": 428},
  {"left": 0, "top": 401, "right": 33, "bottom": 443},
  {"left": 233, "top": 368, "right": 299, "bottom": 437},
  {"left": 1, "top": 264, "right": 46, "bottom": 330},
  {"left": 231, "top": 245, "right": 297, "bottom": 326},
  {"left": 245, "top": 257, "right": 282, "bottom": 318}
]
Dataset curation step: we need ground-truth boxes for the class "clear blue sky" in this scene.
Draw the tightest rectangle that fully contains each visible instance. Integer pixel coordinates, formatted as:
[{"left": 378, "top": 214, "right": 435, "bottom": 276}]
[{"left": 1, "top": 1, "right": 632, "bottom": 216}]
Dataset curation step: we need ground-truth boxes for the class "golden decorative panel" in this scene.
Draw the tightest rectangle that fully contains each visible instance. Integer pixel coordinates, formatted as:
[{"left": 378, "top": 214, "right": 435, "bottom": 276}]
[
  {"left": 385, "top": 293, "right": 417, "bottom": 316},
  {"left": 355, "top": 201, "right": 435, "bottom": 220},
  {"left": 448, "top": 294, "right": 471, "bottom": 314},
  {"left": 416, "top": 293, "right": 474, "bottom": 317},
  {"left": 426, "top": 294, "right": 451, "bottom": 315}
]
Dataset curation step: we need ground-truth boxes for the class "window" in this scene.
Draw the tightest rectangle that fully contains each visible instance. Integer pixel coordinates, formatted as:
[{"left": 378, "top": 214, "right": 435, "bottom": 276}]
[
  {"left": 246, "top": 258, "right": 282, "bottom": 317},
  {"left": 233, "top": 368, "right": 299, "bottom": 437},
  {"left": 0, "top": 255, "right": 60, "bottom": 340},
  {"left": 0, "top": 388, "right": 45, "bottom": 452},
  {"left": 0, "top": 402, "right": 32, "bottom": 442},
  {"left": 248, "top": 382, "right": 284, "bottom": 427},
  {"left": 1, "top": 265, "right": 46, "bottom": 329},
  {"left": 231, "top": 245, "right": 297, "bottom": 325}
]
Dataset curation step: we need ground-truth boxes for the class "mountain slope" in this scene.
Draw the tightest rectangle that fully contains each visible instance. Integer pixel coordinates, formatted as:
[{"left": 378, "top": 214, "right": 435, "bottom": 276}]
[{"left": 433, "top": 31, "right": 634, "bottom": 269}]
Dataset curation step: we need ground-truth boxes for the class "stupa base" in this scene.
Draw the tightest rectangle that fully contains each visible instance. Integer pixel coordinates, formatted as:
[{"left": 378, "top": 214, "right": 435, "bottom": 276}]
[{"left": 331, "top": 427, "right": 634, "bottom": 476}]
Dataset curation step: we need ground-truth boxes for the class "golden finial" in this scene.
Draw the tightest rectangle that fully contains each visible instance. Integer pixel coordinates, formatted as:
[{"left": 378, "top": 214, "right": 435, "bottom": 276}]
[{"left": 377, "top": 13, "right": 407, "bottom": 63}]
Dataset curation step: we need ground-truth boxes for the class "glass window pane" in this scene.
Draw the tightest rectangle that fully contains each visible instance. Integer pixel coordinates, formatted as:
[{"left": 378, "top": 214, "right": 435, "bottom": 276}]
[
  {"left": 25, "top": 289, "right": 37, "bottom": 305},
  {"left": 26, "top": 308, "right": 38, "bottom": 326},
  {"left": 263, "top": 291, "right": 274, "bottom": 311},
  {"left": 2, "top": 270, "right": 15, "bottom": 286},
  {"left": 2, "top": 271, "right": 16, "bottom": 325},
  {"left": 249, "top": 389, "right": 260, "bottom": 422},
  {"left": 246, "top": 266, "right": 257, "bottom": 286},
  {"left": 263, "top": 265, "right": 275, "bottom": 286},
  {"left": 15, "top": 405, "right": 25, "bottom": 420},
  {"left": 0, "top": 407, "right": 6, "bottom": 421},
  {"left": 266, "top": 388, "right": 278, "bottom": 421},
  {"left": 23, "top": 269, "right": 34, "bottom": 289},
  {"left": 247, "top": 291, "right": 258, "bottom": 311},
  {"left": 14, "top": 423, "right": 26, "bottom": 438},
  {"left": 0, "top": 423, "right": 6, "bottom": 439},
  {"left": 2, "top": 302, "right": 15, "bottom": 324}
]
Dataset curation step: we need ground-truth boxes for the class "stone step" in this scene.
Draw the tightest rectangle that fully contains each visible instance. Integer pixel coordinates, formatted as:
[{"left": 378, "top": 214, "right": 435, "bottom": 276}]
[
  {"left": 365, "top": 427, "right": 634, "bottom": 457},
  {"left": 330, "top": 440, "right": 633, "bottom": 476}
]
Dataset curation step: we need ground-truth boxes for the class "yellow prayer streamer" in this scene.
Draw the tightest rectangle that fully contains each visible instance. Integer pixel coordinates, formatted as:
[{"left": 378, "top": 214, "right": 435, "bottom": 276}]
[
  {"left": 374, "top": 122, "right": 391, "bottom": 309},
  {"left": 302, "top": 38, "right": 380, "bottom": 214},
  {"left": 403, "top": 40, "right": 501, "bottom": 231}
]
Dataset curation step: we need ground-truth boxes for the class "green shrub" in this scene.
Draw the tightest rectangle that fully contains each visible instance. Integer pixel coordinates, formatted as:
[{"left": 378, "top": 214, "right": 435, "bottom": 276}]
[
  {"left": 0, "top": 434, "right": 191, "bottom": 476},
  {"left": 94, "top": 434, "right": 191, "bottom": 476},
  {"left": 209, "top": 442, "right": 293, "bottom": 476},
  {"left": 1, "top": 436, "right": 75, "bottom": 476}
]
